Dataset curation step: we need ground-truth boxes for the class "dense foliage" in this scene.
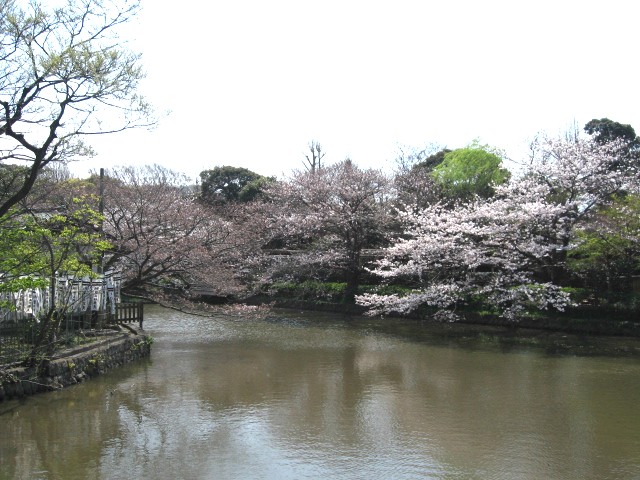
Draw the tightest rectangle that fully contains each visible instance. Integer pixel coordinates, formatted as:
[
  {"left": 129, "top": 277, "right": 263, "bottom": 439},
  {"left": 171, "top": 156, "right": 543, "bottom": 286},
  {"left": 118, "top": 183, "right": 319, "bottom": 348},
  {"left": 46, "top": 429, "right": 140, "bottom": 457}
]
[
  {"left": 260, "top": 160, "right": 391, "bottom": 303},
  {"left": 357, "top": 136, "right": 639, "bottom": 320},
  {"left": 0, "top": 182, "right": 108, "bottom": 363},
  {"left": 431, "top": 142, "right": 510, "bottom": 202},
  {"left": 2, "top": 116, "right": 639, "bottom": 332},
  {"left": 199, "top": 166, "right": 268, "bottom": 204},
  {"left": 101, "top": 165, "right": 264, "bottom": 298}
]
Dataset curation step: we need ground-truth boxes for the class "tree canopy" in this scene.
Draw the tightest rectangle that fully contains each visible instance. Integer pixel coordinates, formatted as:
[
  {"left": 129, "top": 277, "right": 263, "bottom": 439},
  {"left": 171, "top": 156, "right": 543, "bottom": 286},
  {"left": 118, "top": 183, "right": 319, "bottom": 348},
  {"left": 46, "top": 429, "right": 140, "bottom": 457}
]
[
  {"left": 263, "top": 159, "right": 391, "bottom": 303},
  {"left": 0, "top": 181, "right": 109, "bottom": 364},
  {"left": 0, "top": 0, "right": 152, "bottom": 217},
  {"left": 568, "top": 194, "right": 640, "bottom": 292},
  {"left": 584, "top": 118, "right": 639, "bottom": 146},
  {"left": 392, "top": 147, "right": 448, "bottom": 209},
  {"left": 101, "top": 165, "right": 263, "bottom": 297},
  {"left": 2, "top": 115, "right": 639, "bottom": 325},
  {"left": 358, "top": 136, "right": 639, "bottom": 320},
  {"left": 199, "top": 166, "right": 265, "bottom": 204},
  {"left": 413, "top": 148, "right": 451, "bottom": 172},
  {"left": 431, "top": 142, "right": 510, "bottom": 201}
]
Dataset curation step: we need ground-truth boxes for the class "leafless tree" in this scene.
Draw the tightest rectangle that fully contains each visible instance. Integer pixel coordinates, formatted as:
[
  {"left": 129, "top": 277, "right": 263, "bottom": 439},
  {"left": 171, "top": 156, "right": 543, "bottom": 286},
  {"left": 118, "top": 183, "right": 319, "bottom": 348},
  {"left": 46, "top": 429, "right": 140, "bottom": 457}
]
[{"left": 303, "top": 141, "right": 325, "bottom": 174}]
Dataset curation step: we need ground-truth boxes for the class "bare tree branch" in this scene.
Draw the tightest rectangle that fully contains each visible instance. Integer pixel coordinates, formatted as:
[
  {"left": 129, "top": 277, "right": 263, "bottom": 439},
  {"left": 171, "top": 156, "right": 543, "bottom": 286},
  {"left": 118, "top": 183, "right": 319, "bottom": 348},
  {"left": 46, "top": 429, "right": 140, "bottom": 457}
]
[{"left": 0, "top": 0, "right": 154, "bottom": 216}]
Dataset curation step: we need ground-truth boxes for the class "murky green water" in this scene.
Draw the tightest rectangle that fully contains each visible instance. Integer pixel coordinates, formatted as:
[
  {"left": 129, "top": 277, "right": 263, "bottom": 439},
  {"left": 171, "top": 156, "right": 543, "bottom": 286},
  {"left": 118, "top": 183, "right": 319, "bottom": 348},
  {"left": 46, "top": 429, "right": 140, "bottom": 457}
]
[{"left": 2, "top": 305, "right": 640, "bottom": 479}]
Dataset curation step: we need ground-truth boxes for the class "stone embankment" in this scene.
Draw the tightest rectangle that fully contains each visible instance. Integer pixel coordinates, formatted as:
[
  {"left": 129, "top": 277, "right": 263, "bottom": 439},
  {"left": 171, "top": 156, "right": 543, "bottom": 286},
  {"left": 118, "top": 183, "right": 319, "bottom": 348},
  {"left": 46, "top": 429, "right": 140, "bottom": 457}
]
[{"left": 0, "top": 329, "right": 152, "bottom": 401}]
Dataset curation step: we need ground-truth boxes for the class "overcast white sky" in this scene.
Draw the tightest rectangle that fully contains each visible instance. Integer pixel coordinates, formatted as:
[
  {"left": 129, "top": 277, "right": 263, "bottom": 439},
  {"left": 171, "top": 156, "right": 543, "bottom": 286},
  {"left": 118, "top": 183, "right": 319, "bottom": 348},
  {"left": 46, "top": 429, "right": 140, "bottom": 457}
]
[{"left": 77, "top": 0, "right": 640, "bottom": 181}]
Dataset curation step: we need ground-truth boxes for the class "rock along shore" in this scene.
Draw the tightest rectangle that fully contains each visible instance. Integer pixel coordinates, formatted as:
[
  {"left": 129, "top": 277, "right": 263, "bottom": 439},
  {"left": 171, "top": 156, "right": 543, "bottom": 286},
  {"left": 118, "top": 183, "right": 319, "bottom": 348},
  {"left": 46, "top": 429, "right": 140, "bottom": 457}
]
[{"left": 0, "top": 328, "right": 152, "bottom": 402}]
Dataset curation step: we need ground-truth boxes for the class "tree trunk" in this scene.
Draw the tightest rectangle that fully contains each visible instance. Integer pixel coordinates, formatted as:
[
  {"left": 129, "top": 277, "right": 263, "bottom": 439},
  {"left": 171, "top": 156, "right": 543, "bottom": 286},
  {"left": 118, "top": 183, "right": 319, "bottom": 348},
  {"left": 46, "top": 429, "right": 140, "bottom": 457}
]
[
  {"left": 343, "top": 269, "right": 359, "bottom": 304},
  {"left": 343, "top": 249, "right": 361, "bottom": 304}
]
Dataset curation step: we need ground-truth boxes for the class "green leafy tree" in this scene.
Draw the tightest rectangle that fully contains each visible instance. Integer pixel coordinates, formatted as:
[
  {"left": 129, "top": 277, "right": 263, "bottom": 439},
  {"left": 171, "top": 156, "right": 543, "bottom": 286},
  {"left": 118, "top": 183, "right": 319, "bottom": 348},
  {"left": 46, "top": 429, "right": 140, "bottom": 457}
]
[
  {"left": 199, "top": 166, "right": 264, "bottom": 204},
  {"left": 413, "top": 148, "right": 451, "bottom": 172},
  {"left": 431, "top": 141, "right": 510, "bottom": 202},
  {"left": 238, "top": 176, "right": 276, "bottom": 202},
  {"left": 584, "top": 118, "right": 639, "bottom": 147},
  {"left": 568, "top": 194, "right": 640, "bottom": 294},
  {"left": 0, "top": 0, "right": 152, "bottom": 217},
  {"left": 0, "top": 194, "right": 109, "bottom": 366},
  {"left": 584, "top": 118, "right": 640, "bottom": 171}
]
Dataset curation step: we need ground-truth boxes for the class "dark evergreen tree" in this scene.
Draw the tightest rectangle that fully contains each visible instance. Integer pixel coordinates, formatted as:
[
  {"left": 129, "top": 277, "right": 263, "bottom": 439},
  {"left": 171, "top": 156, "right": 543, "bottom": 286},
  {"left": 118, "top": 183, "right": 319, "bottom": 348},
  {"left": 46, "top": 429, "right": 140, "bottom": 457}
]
[{"left": 200, "top": 166, "right": 264, "bottom": 204}]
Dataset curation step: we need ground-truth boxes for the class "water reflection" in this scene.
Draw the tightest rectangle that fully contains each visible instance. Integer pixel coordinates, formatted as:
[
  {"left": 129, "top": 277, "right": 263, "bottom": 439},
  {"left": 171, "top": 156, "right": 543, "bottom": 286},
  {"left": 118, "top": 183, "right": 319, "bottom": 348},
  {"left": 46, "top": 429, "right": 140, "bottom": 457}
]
[{"left": 1, "top": 305, "right": 640, "bottom": 480}]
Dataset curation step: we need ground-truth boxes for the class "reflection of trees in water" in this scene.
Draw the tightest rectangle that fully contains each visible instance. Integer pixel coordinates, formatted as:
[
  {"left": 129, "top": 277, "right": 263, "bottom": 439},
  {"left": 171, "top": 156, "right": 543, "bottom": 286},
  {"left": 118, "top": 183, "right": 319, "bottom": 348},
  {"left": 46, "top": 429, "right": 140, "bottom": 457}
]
[
  {"left": 2, "top": 312, "right": 640, "bottom": 479},
  {"left": 180, "top": 330, "right": 640, "bottom": 478},
  {"left": 2, "top": 378, "right": 127, "bottom": 479}
]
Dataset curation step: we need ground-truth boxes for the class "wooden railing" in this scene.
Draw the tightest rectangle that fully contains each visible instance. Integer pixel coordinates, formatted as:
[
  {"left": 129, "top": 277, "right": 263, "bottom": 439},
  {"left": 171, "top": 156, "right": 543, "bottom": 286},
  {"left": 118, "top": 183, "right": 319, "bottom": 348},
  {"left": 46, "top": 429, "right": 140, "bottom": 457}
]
[
  {"left": 112, "top": 302, "right": 144, "bottom": 329},
  {"left": 0, "top": 302, "right": 145, "bottom": 365}
]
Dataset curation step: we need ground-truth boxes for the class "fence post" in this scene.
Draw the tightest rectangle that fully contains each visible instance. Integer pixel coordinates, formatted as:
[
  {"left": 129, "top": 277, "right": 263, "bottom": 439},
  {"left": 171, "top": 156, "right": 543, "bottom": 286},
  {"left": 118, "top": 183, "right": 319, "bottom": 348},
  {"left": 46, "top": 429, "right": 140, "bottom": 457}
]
[{"left": 138, "top": 303, "right": 144, "bottom": 330}]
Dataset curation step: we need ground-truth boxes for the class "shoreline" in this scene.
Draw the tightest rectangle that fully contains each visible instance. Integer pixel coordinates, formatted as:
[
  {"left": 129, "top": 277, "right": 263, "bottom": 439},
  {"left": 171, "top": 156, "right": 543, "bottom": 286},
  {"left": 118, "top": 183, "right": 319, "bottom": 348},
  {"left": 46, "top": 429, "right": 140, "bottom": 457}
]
[
  {"left": 244, "top": 297, "right": 640, "bottom": 338},
  {"left": 0, "top": 328, "right": 152, "bottom": 402}
]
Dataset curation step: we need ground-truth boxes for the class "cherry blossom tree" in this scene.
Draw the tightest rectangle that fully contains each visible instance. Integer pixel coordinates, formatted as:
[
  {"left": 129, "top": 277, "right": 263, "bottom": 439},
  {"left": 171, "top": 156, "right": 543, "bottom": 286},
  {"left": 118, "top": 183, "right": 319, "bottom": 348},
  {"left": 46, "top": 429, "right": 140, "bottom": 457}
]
[
  {"left": 392, "top": 145, "right": 447, "bottom": 210},
  {"left": 358, "top": 137, "right": 639, "bottom": 320},
  {"left": 262, "top": 159, "right": 391, "bottom": 302},
  {"left": 525, "top": 135, "right": 638, "bottom": 281},
  {"left": 568, "top": 193, "right": 640, "bottom": 294},
  {"left": 100, "top": 165, "right": 261, "bottom": 300}
]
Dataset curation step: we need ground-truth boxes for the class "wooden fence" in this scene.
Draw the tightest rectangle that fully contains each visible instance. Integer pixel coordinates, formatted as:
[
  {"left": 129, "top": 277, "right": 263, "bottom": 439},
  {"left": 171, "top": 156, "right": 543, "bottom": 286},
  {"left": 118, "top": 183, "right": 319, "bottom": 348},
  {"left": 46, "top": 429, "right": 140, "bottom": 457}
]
[
  {"left": 112, "top": 302, "right": 144, "bottom": 329},
  {"left": 0, "top": 302, "right": 144, "bottom": 366}
]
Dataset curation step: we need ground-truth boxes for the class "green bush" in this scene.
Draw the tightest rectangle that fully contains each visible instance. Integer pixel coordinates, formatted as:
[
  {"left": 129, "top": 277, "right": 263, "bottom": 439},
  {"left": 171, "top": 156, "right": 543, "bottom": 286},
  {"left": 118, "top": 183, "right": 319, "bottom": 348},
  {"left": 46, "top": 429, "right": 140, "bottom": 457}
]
[
  {"left": 268, "top": 281, "right": 418, "bottom": 303},
  {"left": 268, "top": 281, "right": 347, "bottom": 302}
]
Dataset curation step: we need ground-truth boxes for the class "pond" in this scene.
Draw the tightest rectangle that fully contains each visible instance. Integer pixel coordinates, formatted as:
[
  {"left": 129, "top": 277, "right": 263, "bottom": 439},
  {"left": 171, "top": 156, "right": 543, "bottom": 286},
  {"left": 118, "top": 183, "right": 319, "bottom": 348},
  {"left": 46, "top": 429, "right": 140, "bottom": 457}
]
[{"left": 1, "top": 305, "right": 640, "bottom": 479}]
